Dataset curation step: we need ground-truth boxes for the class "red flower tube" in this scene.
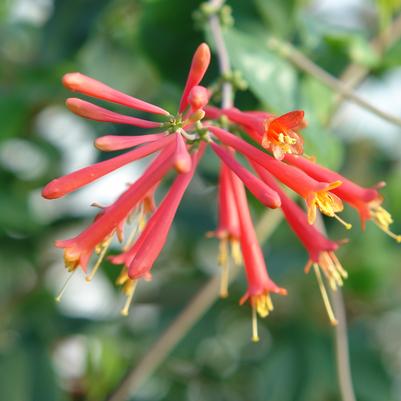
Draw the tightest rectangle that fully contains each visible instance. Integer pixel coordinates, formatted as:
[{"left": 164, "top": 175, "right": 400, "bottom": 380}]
[
  {"left": 209, "top": 126, "right": 350, "bottom": 228},
  {"left": 230, "top": 170, "right": 287, "bottom": 342},
  {"left": 253, "top": 162, "right": 347, "bottom": 325},
  {"left": 55, "top": 145, "right": 175, "bottom": 273},
  {"left": 63, "top": 72, "right": 169, "bottom": 116},
  {"left": 179, "top": 43, "right": 211, "bottom": 113},
  {"left": 95, "top": 133, "right": 167, "bottom": 152},
  {"left": 42, "top": 134, "right": 174, "bottom": 199},
  {"left": 207, "top": 163, "right": 242, "bottom": 298},
  {"left": 66, "top": 98, "right": 162, "bottom": 128},
  {"left": 210, "top": 142, "right": 281, "bottom": 209},
  {"left": 284, "top": 155, "right": 401, "bottom": 242}
]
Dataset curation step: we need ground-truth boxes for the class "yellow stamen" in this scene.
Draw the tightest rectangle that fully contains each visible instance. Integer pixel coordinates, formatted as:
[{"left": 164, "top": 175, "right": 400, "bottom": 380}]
[
  {"left": 218, "top": 238, "right": 229, "bottom": 298},
  {"left": 121, "top": 279, "right": 138, "bottom": 316},
  {"left": 333, "top": 213, "right": 352, "bottom": 230},
  {"left": 55, "top": 269, "right": 76, "bottom": 303},
  {"left": 252, "top": 305, "right": 260, "bottom": 343},
  {"left": 230, "top": 239, "right": 242, "bottom": 266},
  {"left": 313, "top": 263, "right": 338, "bottom": 326},
  {"left": 370, "top": 205, "right": 401, "bottom": 243},
  {"left": 253, "top": 293, "right": 274, "bottom": 318},
  {"left": 86, "top": 237, "right": 112, "bottom": 282}
]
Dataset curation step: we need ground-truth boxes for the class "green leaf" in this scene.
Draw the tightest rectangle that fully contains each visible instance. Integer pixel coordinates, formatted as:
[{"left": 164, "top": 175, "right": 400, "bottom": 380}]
[{"left": 223, "top": 29, "right": 297, "bottom": 112}]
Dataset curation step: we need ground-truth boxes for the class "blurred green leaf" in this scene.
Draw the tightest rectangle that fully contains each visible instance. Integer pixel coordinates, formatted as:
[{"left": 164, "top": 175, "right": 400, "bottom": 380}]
[{"left": 224, "top": 29, "right": 297, "bottom": 112}]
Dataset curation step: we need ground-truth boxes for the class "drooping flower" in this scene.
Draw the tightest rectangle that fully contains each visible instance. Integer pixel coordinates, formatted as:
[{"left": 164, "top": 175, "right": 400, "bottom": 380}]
[
  {"left": 284, "top": 154, "right": 401, "bottom": 242},
  {"left": 110, "top": 145, "right": 205, "bottom": 314},
  {"left": 207, "top": 163, "right": 242, "bottom": 298},
  {"left": 54, "top": 143, "right": 175, "bottom": 274},
  {"left": 221, "top": 108, "right": 305, "bottom": 159},
  {"left": 230, "top": 170, "right": 287, "bottom": 342},
  {"left": 252, "top": 162, "right": 346, "bottom": 325},
  {"left": 209, "top": 125, "right": 351, "bottom": 228}
]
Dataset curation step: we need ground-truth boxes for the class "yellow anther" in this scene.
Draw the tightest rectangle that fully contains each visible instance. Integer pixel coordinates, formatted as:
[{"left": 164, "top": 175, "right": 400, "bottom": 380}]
[
  {"left": 313, "top": 263, "right": 338, "bottom": 326},
  {"left": 333, "top": 213, "right": 352, "bottom": 230},
  {"left": 230, "top": 239, "right": 242, "bottom": 266},
  {"left": 370, "top": 205, "right": 401, "bottom": 243},
  {"left": 121, "top": 279, "right": 138, "bottom": 316}
]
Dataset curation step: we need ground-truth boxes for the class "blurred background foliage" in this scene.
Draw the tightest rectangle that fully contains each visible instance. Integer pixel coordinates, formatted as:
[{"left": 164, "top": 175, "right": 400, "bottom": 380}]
[{"left": 1, "top": 0, "right": 401, "bottom": 400}]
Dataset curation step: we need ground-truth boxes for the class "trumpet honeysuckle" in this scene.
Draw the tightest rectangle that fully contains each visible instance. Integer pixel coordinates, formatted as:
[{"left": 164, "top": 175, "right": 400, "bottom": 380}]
[{"left": 43, "top": 41, "right": 399, "bottom": 341}]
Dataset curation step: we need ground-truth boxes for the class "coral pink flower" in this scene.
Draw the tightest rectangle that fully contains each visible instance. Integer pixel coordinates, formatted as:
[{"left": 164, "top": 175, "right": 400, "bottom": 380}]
[
  {"left": 284, "top": 155, "right": 401, "bottom": 242},
  {"left": 42, "top": 134, "right": 174, "bottom": 199},
  {"left": 111, "top": 146, "right": 205, "bottom": 314},
  {"left": 222, "top": 108, "right": 305, "bottom": 159},
  {"left": 230, "top": 170, "right": 287, "bottom": 342},
  {"left": 210, "top": 142, "right": 281, "bottom": 209},
  {"left": 179, "top": 43, "right": 211, "bottom": 113},
  {"left": 207, "top": 163, "right": 242, "bottom": 298},
  {"left": 66, "top": 98, "right": 162, "bottom": 129},
  {"left": 62, "top": 72, "right": 169, "bottom": 115},
  {"left": 209, "top": 126, "right": 349, "bottom": 228},
  {"left": 95, "top": 133, "right": 167, "bottom": 152},
  {"left": 253, "top": 163, "right": 346, "bottom": 325},
  {"left": 55, "top": 144, "right": 175, "bottom": 273}
]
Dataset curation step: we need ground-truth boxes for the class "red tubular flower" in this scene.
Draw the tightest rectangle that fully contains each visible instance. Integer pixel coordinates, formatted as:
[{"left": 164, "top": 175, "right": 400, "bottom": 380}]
[
  {"left": 62, "top": 72, "right": 169, "bottom": 116},
  {"left": 210, "top": 142, "right": 281, "bottom": 209},
  {"left": 66, "top": 98, "right": 162, "bottom": 128},
  {"left": 209, "top": 126, "right": 350, "bottom": 228},
  {"left": 222, "top": 108, "right": 305, "bottom": 159},
  {"left": 207, "top": 163, "right": 242, "bottom": 298},
  {"left": 55, "top": 145, "right": 175, "bottom": 273},
  {"left": 109, "top": 146, "right": 205, "bottom": 315},
  {"left": 284, "top": 155, "right": 400, "bottom": 241},
  {"left": 42, "top": 134, "right": 174, "bottom": 199},
  {"left": 179, "top": 43, "right": 211, "bottom": 113},
  {"left": 230, "top": 170, "right": 287, "bottom": 342},
  {"left": 95, "top": 133, "right": 166, "bottom": 152},
  {"left": 253, "top": 163, "right": 347, "bottom": 325},
  {"left": 129, "top": 146, "right": 205, "bottom": 278}
]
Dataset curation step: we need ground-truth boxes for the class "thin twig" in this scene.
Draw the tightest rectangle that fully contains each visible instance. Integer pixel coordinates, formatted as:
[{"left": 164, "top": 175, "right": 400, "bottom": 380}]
[
  {"left": 208, "top": 0, "right": 233, "bottom": 108},
  {"left": 266, "top": 36, "right": 401, "bottom": 128},
  {"left": 105, "top": 211, "right": 283, "bottom": 401},
  {"left": 331, "top": 12, "right": 401, "bottom": 115},
  {"left": 315, "top": 215, "right": 357, "bottom": 401}
]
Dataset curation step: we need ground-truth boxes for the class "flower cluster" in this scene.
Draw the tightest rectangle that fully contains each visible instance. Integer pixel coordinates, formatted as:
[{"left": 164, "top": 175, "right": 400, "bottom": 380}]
[{"left": 43, "top": 43, "right": 400, "bottom": 341}]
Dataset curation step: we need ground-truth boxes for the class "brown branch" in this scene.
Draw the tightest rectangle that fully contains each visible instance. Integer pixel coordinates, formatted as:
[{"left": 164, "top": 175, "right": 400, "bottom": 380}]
[
  {"left": 266, "top": 35, "right": 401, "bottom": 128},
  {"left": 331, "top": 12, "right": 401, "bottom": 115},
  {"left": 105, "top": 211, "right": 283, "bottom": 401}
]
